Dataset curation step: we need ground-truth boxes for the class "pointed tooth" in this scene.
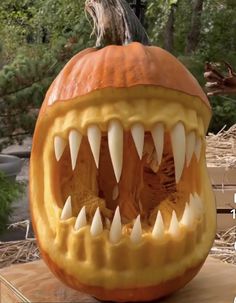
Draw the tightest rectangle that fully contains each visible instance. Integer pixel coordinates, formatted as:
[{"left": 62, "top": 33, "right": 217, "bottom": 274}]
[
  {"left": 108, "top": 120, "right": 123, "bottom": 183},
  {"left": 130, "top": 215, "right": 142, "bottom": 243},
  {"left": 131, "top": 123, "right": 144, "bottom": 159},
  {"left": 112, "top": 184, "right": 119, "bottom": 200},
  {"left": 69, "top": 130, "right": 82, "bottom": 170},
  {"left": 87, "top": 125, "right": 101, "bottom": 168},
  {"left": 171, "top": 122, "right": 186, "bottom": 183},
  {"left": 151, "top": 123, "right": 164, "bottom": 165},
  {"left": 168, "top": 210, "right": 180, "bottom": 237},
  {"left": 74, "top": 206, "right": 87, "bottom": 230},
  {"left": 60, "top": 196, "right": 72, "bottom": 220},
  {"left": 152, "top": 211, "right": 165, "bottom": 239},
  {"left": 109, "top": 207, "right": 122, "bottom": 243},
  {"left": 194, "top": 137, "right": 202, "bottom": 162},
  {"left": 90, "top": 208, "right": 103, "bottom": 236},
  {"left": 181, "top": 203, "right": 194, "bottom": 227},
  {"left": 181, "top": 203, "right": 190, "bottom": 226},
  {"left": 54, "top": 136, "right": 66, "bottom": 161},
  {"left": 186, "top": 131, "right": 196, "bottom": 167}
]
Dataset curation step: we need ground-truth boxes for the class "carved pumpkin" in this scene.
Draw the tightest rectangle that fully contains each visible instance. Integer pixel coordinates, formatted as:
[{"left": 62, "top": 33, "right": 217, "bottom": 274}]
[{"left": 30, "top": 0, "right": 216, "bottom": 302}]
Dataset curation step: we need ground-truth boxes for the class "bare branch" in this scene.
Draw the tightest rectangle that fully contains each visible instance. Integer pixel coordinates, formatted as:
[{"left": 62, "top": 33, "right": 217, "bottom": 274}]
[{"left": 204, "top": 62, "right": 236, "bottom": 96}]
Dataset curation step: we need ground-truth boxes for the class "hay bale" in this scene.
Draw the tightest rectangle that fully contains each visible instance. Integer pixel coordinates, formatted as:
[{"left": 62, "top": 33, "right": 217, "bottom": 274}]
[{"left": 206, "top": 124, "right": 236, "bottom": 168}]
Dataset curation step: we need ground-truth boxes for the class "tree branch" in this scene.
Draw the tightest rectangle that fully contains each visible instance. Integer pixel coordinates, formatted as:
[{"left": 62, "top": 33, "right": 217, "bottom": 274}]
[{"left": 204, "top": 62, "right": 236, "bottom": 96}]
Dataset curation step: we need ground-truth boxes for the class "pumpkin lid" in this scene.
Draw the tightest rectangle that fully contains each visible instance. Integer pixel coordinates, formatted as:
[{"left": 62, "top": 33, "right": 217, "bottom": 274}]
[
  {"left": 44, "top": 0, "right": 210, "bottom": 111},
  {"left": 45, "top": 43, "right": 210, "bottom": 109}
]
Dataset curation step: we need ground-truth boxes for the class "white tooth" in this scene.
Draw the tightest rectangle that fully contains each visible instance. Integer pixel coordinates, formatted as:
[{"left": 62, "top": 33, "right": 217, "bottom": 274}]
[
  {"left": 186, "top": 131, "right": 196, "bottom": 167},
  {"left": 194, "top": 137, "right": 202, "bottom": 162},
  {"left": 54, "top": 136, "right": 66, "bottom": 161},
  {"left": 130, "top": 215, "right": 142, "bottom": 243},
  {"left": 108, "top": 120, "right": 123, "bottom": 183},
  {"left": 69, "top": 130, "right": 82, "bottom": 170},
  {"left": 168, "top": 210, "right": 180, "bottom": 237},
  {"left": 180, "top": 203, "right": 190, "bottom": 226},
  {"left": 74, "top": 206, "right": 87, "bottom": 230},
  {"left": 171, "top": 122, "right": 186, "bottom": 183},
  {"left": 60, "top": 196, "right": 72, "bottom": 220},
  {"left": 109, "top": 207, "right": 122, "bottom": 243},
  {"left": 90, "top": 208, "right": 103, "bottom": 236},
  {"left": 180, "top": 203, "right": 194, "bottom": 227},
  {"left": 112, "top": 184, "right": 119, "bottom": 200},
  {"left": 152, "top": 211, "right": 165, "bottom": 239},
  {"left": 151, "top": 123, "right": 164, "bottom": 165},
  {"left": 131, "top": 123, "right": 144, "bottom": 159},
  {"left": 87, "top": 125, "right": 101, "bottom": 168}
]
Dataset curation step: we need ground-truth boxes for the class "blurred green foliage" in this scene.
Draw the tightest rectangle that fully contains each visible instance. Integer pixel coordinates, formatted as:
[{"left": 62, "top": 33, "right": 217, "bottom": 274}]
[
  {"left": 0, "top": 0, "right": 235, "bottom": 148},
  {"left": 0, "top": 171, "right": 24, "bottom": 233},
  {"left": 146, "top": 0, "right": 236, "bottom": 133}
]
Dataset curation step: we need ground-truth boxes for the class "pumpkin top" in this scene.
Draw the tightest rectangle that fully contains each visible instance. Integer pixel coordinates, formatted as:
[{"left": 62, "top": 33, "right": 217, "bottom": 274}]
[{"left": 45, "top": 43, "right": 210, "bottom": 109}]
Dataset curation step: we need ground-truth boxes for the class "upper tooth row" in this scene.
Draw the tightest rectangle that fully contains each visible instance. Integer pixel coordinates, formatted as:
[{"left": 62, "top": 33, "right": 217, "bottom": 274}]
[
  {"left": 60, "top": 193, "right": 203, "bottom": 244},
  {"left": 54, "top": 120, "right": 202, "bottom": 183}
]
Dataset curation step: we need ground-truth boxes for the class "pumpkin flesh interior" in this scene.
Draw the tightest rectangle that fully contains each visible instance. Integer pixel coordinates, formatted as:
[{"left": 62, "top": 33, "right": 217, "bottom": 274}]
[{"left": 56, "top": 132, "right": 201, "bottom": 229}]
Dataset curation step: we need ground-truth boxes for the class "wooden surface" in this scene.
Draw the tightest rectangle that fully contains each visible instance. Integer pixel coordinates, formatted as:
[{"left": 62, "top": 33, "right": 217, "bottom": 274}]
[
  {"left": 213, "top": 186, "right": 236, "bottom": 209},
  {"left": 208, "top": 167, "right": 236, "bottom": 186},
  {"left": 0, "top": 257, "right": 236, "bottom": 303}
]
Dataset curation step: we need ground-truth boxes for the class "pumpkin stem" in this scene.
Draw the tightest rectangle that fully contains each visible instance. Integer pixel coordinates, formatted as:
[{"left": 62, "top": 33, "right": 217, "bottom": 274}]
[{"left": 85, "top": 0, "right": 150, "bottom": 47}]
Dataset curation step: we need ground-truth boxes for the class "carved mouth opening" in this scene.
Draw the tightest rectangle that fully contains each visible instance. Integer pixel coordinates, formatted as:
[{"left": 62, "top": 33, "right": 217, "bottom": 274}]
[{"left": 52, "top": 119, "right": 205, "bottom": 242}]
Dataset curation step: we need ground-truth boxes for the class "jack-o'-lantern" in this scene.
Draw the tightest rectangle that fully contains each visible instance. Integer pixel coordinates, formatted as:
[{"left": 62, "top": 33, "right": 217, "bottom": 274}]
[{"left": 30, "top": 0, "right": 216, "bottom": 302}]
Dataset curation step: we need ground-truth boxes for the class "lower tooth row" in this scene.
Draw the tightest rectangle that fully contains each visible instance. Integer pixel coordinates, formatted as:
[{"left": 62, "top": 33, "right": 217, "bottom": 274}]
[{"left": 60, "top": 194, "right": 203, "bottom": 244}]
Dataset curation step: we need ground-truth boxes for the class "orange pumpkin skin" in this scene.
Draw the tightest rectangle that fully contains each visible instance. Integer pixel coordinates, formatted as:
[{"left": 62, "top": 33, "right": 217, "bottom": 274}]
[
  {"left": 30, "top": 40, "right": 216, "bottom": 302},
  {"left": 39, "top": 246, "right": 205, "bottom": 302},
  {"left": 42, "top": 43, "right": 210, "bottom": 112}
]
